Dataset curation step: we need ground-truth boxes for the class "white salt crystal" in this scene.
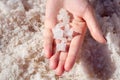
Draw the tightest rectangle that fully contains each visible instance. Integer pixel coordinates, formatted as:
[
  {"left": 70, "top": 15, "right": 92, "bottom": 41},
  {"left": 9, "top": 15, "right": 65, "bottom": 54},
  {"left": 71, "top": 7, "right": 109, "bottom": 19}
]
[
  {"left": 68, "top": 29, "right": 73, "bottom": 37},
  {"left": 56, "top": 42, "right": 66, "bottom": 52},
  {"left": 55, "top": 22, "right": 64, "bottom": 28},
  {"left": 30, "top": 73, "right": 41, "bottom": 80},
  {"left": 68, "top": 37, "right": 73, "bottom": 41},
  {"left": 52, "top": 28, "right": 64, "bottom": 40},
  {"left": 52, "top": 8, "right": 74, "bottom": 52},
  {"left": 65, "top": 29, "right": 73, "bottom": 40},
  {"left": 63, "top": 24, "right": 73, "bottom": 39},
  {"left": 64, "top": 24, "right": 70, "bottom": 32},
  {"left": 0, "top": 2, "right": 10, "bottom": 15},
  {"left": 61, "top": 38, "right": 67, "bottom": 43},
  {"left": 59, "top": 8, "right": 68, "bottom": 15},
  {"left": 62, "top": 16, "right": 70, "bottom": 24},
  {"left": 57, "top": 9, "right": 67, "bottom": 21},
  {"left": 57, "top": 9, "right": 70, "bottom": 24}
]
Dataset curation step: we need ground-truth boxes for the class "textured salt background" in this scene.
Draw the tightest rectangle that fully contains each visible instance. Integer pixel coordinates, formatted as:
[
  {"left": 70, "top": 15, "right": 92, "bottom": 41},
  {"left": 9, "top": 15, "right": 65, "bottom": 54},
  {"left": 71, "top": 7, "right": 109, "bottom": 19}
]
[{"left": 0, "top": 0, "right": 120, "bottom": 80}]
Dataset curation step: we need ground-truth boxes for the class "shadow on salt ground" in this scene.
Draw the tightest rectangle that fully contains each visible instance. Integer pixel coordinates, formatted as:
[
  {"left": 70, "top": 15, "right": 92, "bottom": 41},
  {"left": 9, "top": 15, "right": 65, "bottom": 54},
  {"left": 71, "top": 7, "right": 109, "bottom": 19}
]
[{"left": 76, "top": 38, "right": 116, "bottom": 80}]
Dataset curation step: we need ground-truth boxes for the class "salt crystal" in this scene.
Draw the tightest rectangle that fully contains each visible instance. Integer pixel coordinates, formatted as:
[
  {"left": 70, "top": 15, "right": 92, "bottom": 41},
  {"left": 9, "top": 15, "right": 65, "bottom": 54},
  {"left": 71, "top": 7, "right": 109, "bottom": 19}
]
[
  {"left": 65, "top": 28, "right": 73, "bottom": 39},
  {"left": 56, "top": 42, "right": 66, "bottom": 52},
  {"left": 57, "top": 9, "right": 70, "bottom": 24},
  {"left": 61, "top": 38, "right": 67, "bottom": 43},
  {"left": 62, "top": 16, "right": 70, "bottom": 24},
  {"left": 64, "top": 24, "right": 70, "bottom": 32},
  {"left": 57, "top": 14, "right": 63, "bottom": 21},
  {"left": 52, "top": 8, "right": 73, "bottom": 52},
  {"left": 59, "top": 8, "right": 68, "bottom": 15},
  {"left": 52, "top": 28, "right": 64, "bottom": 40},
  {"left": 68, "top": 29, "right": 73, "bottom": 37},
  {"left": 55, "top": 22, "right": 64, "bottom": 28}
]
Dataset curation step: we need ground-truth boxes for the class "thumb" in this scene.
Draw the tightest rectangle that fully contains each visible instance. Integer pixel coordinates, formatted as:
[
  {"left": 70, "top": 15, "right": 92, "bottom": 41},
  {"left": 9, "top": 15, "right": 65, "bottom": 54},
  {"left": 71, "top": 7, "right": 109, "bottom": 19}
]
[{"left": 83, "top": 5, "right": 106, "bottom": 44}]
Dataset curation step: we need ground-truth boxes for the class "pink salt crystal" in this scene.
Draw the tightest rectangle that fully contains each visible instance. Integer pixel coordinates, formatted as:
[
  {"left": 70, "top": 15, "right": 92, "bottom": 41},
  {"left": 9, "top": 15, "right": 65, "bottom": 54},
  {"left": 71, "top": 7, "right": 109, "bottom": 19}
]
[{"left": 62, "top": 16, "right": 70, "bottom": 24}]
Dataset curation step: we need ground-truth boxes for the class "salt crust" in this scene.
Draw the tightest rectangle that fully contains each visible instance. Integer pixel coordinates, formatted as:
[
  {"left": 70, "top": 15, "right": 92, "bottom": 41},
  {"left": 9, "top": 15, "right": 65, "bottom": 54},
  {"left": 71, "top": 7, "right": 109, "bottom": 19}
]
[{"left": 0, "top": 0, "right": 120, "bottom": 80}]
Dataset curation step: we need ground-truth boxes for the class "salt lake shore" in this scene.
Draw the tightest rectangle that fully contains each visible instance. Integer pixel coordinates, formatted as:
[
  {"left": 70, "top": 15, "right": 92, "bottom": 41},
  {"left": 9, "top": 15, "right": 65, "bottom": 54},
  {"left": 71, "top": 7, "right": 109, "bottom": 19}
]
[{"left": 0, "top": 0, "right": 120, "bottom": 80}]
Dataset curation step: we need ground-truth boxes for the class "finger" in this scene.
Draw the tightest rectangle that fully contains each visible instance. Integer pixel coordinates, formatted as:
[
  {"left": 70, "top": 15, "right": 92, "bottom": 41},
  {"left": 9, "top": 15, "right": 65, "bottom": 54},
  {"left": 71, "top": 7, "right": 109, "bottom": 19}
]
[
  {"left": 44, "top": 17, "right": 56, "bottom": 59},
  {"left": 44, "top": 0, "right": 62, "bottom": 58},
  {"left": 55, "top": 52, "right": 68, "bottom": 76},
  {"left": 71, "top": 18, "right": 86, "bottom": 33},
  {"left": 65, "top": 22, "right": 86, "bottom": 71},
  {"left": 83, "top": 5, "right": 106, "bottom": 44},
  {"left": 64, "top": 36, "right": 82, "bottom": 71},
  {"left": 48, "top": 33, "right": 63, "bottom": 69},
  {"left": 49, "top": 39, "right": 61, "bottom": 69},
  {"left": 45, "top": 0, "right": 61, "bottom": 26},
  {"left": 49, "top": 52, "right": 60, "bottom": 69},
  {"left": 43, "top": 28, "right": 53, "bottom": 58}
]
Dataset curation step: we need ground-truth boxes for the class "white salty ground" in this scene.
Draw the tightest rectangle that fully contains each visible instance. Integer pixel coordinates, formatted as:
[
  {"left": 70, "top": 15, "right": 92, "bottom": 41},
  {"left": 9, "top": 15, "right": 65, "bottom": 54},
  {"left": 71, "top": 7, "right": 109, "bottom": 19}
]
[{"left": 0, "top": 0, "right": 120, "bottom": 80}]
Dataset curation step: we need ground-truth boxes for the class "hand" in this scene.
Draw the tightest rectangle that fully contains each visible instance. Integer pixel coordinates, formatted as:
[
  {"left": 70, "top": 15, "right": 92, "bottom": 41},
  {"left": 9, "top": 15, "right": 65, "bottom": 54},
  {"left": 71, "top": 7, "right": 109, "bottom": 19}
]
[{"left": 44, "top": 0, "right": 106, "bottom": 76}]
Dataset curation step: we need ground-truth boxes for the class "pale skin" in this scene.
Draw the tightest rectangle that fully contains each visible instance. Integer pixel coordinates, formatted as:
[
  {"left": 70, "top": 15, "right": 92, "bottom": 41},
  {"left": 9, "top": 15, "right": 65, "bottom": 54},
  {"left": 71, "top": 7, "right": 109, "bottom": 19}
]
[{"left": 44, "top": 0, "right": 107, "bottom": 76}]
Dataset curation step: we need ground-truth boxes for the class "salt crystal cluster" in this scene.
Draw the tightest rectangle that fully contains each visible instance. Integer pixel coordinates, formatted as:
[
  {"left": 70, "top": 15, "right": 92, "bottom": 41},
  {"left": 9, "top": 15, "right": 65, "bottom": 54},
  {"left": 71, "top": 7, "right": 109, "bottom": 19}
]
[{"left": 52, "top": 9, "right": 73, "bottom": 52}]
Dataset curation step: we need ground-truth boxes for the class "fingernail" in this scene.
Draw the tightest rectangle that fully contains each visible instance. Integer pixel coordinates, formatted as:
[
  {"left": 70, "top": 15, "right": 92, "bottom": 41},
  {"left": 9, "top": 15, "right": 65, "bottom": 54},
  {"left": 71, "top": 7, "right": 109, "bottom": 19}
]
[{"left": 103, "top": 36, "right": 107, "bottom": 43}]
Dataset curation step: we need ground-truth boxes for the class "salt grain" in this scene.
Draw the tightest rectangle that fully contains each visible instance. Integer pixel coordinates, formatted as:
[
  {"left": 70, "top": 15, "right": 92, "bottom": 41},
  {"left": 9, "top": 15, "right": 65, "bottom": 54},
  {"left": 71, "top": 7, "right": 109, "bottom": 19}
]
[
  {"left": 57, "top": 9, "right": 70, "bottom": 24},
  {"left": 52, "top": 27, "right": 64, "bottom": 40},
  {"left": 55, "top": 22, "right": 64, "bottom": 28},
  {"left": 64, "top": 24, "right": 70, "bottom": 32},
  {"left": 52, "top": 9, "right": 72, "bottom": 52},
  {"left": 66, "top": 29, "right": 73, "bottom": 39},
  {"left": 56, "top": 42, "right": 66, "bottom": 52},
  {"left": 61, "top": 38, "right": 67, "bottom": 43}
]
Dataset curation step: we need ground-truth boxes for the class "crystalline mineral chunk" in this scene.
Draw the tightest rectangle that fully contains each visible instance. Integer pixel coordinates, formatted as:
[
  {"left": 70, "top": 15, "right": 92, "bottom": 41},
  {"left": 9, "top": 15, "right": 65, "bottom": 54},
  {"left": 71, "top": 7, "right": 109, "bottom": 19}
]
[
  {"left": 52, "top": 27, "right": 64, "bottom": 40},
  {"left": 56, "top": 42, "right": 66, "bottom": 52},
  {"left": 61, "top": 38, "right": 67, "bottom": 43},
  {"left": 55, "top": 22, "right": 64, "bottom": 28},
  {"left": 64, "top": 24, "right": 70, "bottom": 32},
  {"left": 52, "top": 8, "right": 75, "bottom": 52},
  {"left": 68, "top": 29, "right": 73, "bottom": 37},
  {"left": 57, "top": 9, "right": 70, "bottom": 24},
  {"left": 67, "top": 29, "right": 74, "bottom": 40},
  {"left": 63, "top": 16, "right": 70, "bottom": 24}
]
